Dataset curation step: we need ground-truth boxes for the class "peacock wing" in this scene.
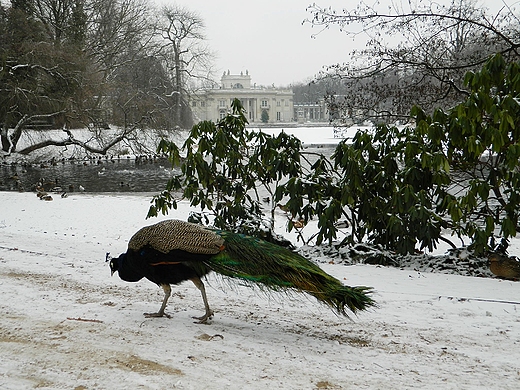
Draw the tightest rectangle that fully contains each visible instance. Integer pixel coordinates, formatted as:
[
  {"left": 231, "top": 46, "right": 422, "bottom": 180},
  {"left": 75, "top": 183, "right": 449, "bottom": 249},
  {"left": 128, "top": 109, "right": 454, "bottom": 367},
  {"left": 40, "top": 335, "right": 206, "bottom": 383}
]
[{"left": 128, "top": 220, "right": 224, "bottom": 255}]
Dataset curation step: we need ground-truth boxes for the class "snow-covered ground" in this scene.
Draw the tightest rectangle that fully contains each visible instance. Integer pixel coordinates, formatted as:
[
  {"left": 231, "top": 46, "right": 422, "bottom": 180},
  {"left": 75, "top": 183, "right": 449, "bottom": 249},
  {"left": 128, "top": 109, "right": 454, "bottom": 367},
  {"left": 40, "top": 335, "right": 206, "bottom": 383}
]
[
  {"left": 1, "top": 191, "right": 519, "bottom": 389},
  {"left": 250, "top": 125, "right": 370, "bottom": 146}
]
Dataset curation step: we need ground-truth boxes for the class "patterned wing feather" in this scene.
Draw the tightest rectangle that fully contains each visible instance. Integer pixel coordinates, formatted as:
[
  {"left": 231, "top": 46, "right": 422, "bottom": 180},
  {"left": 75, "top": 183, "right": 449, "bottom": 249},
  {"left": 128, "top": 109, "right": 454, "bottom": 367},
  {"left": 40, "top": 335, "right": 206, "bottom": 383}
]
[{"left": 128, "top": 220, "right": 224, "bottom": 255}]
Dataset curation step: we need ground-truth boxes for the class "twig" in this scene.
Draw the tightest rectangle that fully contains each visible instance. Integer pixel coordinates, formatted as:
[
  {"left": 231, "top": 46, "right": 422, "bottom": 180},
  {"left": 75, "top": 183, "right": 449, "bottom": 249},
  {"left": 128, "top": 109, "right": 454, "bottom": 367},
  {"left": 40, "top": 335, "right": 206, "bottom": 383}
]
[
  {"left": 66, "top": 317, "right": 104, "bottom": 323},
  {"left": 443, "top": 296, "right": 520, "bottom": 305}
]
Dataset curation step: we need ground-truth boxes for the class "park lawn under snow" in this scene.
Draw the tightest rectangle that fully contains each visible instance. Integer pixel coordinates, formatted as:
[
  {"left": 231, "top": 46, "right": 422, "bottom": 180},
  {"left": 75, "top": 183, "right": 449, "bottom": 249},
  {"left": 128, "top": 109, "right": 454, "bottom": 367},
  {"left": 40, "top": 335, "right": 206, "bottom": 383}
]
[{"left": 0, "top": 191, "right": 519, "bottom": 389}]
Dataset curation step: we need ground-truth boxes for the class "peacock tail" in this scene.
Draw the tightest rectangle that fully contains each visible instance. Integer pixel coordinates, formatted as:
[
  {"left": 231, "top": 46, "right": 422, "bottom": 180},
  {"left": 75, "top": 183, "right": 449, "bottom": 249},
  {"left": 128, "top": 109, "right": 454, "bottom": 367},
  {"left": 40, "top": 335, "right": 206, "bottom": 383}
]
[{"left": 206, "top": 230, "right": 375, "bottom": 316}]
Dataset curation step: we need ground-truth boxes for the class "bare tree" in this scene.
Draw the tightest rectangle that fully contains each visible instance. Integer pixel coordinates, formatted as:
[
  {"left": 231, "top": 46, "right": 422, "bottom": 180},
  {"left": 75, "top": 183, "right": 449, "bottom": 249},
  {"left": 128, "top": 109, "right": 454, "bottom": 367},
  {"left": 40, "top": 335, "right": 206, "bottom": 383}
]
[
  {"left": 306, "top": 0, "right": 520, "bottom": 123},
  {"left": 0, "top": 0, "right": 166, "bottom": 155},
  {"left": 25, "top": 0, "right": 86, "bottom": 45},
  {"left": 1, "top": 0, "right": 215, "bottom": 157},
  {"left": 155, "top": 4, "right": 215, "bottom": 128},
  {"left": 82, "top": 0, "right": 156, "bottom": 125},
  {"left": 86, "top": 0, "right": 151, "bottom": 79},
  {"left": 0, "top": 3, "right": 84, "bottom": 153}
]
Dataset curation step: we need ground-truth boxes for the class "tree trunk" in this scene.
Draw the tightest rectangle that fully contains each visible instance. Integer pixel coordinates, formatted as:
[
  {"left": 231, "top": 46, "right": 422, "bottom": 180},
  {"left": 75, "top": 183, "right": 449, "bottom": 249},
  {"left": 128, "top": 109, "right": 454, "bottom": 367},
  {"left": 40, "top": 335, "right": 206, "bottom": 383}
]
[
  {"left": 1, "top": 125, "right": 10, "bottom": 153},
  {"left": 174, "top": 50, "right": 182, "bottom": 127}
]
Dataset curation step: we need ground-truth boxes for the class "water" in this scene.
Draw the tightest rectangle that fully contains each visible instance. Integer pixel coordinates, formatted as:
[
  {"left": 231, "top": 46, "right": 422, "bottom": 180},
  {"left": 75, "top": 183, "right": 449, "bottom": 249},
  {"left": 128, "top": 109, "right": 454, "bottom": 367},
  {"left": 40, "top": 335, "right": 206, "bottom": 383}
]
[
  {"left": 1, "top": 145, "right": 338, "bottom": 193},
  {"left": 0, "top": 157, "right": 177, "bottom": 193}
]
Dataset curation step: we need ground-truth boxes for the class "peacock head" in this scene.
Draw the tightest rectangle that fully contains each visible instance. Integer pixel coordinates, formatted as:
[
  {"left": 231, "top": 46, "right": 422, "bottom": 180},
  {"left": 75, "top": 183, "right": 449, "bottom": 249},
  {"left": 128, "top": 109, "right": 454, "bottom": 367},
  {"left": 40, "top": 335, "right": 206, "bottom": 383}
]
[{"left": 106, "top": 252, "right": 126, "bottom": 276}]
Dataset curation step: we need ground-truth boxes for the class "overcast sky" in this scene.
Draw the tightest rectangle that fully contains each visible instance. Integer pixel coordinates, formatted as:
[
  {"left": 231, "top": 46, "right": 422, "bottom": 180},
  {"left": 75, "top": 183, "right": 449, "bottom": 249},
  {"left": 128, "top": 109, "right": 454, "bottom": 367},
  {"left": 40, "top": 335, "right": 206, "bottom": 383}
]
[
  {"left": 162, "top": 0, "right": 510, "bottom": 87},
  {"left": 0, "top": 0, "right": 513, "bottom": 86},
  {"left": 164, "top": 0, "right": 354, "bottom": 87}
]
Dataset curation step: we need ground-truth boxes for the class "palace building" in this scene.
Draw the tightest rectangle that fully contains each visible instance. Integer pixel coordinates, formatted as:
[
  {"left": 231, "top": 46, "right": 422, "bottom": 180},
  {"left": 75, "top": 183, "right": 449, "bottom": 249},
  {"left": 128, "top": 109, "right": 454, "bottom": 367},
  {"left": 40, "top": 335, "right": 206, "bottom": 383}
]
[{"left": 190, "top": 71, "right": 294, "bottom": 124}]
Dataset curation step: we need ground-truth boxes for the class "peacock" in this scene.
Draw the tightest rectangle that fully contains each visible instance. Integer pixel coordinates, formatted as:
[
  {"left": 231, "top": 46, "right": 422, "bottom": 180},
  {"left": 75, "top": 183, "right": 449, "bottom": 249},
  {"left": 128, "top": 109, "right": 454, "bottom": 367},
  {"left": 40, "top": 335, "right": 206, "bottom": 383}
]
[{"left": 108, "top": 219, "right": 375, "bottom": 323}]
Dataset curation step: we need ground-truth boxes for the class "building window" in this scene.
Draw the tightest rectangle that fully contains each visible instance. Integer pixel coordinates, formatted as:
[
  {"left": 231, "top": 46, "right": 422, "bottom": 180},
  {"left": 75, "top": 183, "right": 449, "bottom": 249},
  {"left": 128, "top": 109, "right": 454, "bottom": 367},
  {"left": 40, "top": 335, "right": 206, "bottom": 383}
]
[
  {"left": 261, "top": 99, "right": 268, "bottom": 108},
  {"left": 200, "top": 101, "right": 205, "bottom": 107},
  {"left": 276, "top": 101, "right": 281, "bottom": 107},
  {"left": 276, "top": 112, "right": 282, "bottom": 121},
  {"left": 219, "top": 110, "right": 226, "bottom": 119},
  {"left": 219, "top": 100, "right": 226, "bottom": 108},
  {"left": 192, "top": 101, "right": 197, "bottom": 107}
]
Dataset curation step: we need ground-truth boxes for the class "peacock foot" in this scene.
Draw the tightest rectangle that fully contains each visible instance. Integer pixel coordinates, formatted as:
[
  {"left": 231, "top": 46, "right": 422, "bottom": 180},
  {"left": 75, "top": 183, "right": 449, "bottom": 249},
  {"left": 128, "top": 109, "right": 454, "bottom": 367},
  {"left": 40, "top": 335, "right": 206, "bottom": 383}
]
[
  {"left": 144, "top": 311, "right": 172, "bottom": 319},
  {"left": 192, "top": 310, "right": 214, "bottom": 324}
]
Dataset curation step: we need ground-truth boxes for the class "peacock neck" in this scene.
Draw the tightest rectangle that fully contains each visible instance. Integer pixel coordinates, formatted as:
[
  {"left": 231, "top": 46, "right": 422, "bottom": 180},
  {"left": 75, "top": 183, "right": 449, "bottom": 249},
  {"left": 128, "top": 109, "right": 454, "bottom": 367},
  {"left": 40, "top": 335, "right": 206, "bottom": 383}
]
[{"left": 117, "top": 253, "right": 144, "bottom": 282}]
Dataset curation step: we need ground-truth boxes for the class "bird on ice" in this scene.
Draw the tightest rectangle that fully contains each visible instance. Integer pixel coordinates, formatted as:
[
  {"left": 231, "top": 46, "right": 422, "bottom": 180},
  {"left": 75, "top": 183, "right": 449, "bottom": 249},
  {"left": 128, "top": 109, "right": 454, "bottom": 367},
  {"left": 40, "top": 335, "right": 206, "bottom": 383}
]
[{"left": 108, "top": 219, "right": 374, "bottom": 323}]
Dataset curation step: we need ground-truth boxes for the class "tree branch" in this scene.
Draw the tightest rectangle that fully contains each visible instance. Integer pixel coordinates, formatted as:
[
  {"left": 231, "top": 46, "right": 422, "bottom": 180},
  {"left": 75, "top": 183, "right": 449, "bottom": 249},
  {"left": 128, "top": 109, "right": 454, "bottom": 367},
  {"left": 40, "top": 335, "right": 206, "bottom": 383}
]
[{"left": 16, "top": 127, "right": 132, "bottom": 155}]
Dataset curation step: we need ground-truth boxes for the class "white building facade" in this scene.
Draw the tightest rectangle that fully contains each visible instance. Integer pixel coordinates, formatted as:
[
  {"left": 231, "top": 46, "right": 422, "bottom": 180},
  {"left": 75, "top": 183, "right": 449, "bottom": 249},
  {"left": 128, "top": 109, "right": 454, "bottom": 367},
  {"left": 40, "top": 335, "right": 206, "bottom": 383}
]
[{"left": 190, "top": 71, "right": 294, "bottom": 124}]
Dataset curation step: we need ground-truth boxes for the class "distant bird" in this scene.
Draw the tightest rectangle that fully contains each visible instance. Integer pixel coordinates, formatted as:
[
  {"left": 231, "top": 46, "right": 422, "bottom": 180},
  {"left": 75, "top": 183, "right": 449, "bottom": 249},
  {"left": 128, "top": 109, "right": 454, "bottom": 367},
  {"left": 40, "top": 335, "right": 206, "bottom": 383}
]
[
  {"left": 291, "top": 218, "right": 306, "bottom": 229},
  {"left": 276, "top": 203, "right": 290, "bottom": 213},
  {"left": 108, "top": 219, "right": 374, "bottom": 323},
  {"left": 489, "top": 253, "right": 520, "bottom": 280},
  {"left": 36, "top": 191, "right": 48, "bottom": 199}
]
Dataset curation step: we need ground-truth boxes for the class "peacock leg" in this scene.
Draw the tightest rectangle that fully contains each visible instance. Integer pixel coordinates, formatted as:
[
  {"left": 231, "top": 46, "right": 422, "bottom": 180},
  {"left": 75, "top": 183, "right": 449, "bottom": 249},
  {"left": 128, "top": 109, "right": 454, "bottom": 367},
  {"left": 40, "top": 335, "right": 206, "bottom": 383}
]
[
  {"left": 145, "top": 284, "right": 172, "bottom": 318},
  {"left": 190, "top": 277, "right": 214, "bottom": 323}
]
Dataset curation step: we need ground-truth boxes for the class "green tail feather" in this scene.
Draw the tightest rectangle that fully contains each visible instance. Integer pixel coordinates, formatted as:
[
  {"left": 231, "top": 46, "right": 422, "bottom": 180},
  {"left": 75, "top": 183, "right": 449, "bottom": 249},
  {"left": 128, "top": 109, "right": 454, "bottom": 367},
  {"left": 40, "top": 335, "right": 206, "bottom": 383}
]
[{"left": 205, "top": 230, "right": 375, "bottom": 317}]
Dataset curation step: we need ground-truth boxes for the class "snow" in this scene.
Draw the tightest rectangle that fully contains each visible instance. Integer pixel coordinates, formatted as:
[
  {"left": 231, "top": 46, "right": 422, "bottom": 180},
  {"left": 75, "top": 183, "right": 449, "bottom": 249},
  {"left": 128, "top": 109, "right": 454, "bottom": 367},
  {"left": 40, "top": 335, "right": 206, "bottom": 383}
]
[
  {"left": 249, "top": 125, "right": 369, "bottom": 146},
  {"left": 1, "top": 191, "right": 519, "bottom": 389}
]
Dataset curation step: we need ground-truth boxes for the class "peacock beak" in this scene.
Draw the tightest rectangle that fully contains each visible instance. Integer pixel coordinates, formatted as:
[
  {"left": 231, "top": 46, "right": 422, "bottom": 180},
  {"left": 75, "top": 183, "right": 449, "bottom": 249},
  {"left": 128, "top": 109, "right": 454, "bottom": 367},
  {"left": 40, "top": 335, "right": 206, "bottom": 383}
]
[{"left": 106, "top": 252, "right": 115, "bottom": 276}]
